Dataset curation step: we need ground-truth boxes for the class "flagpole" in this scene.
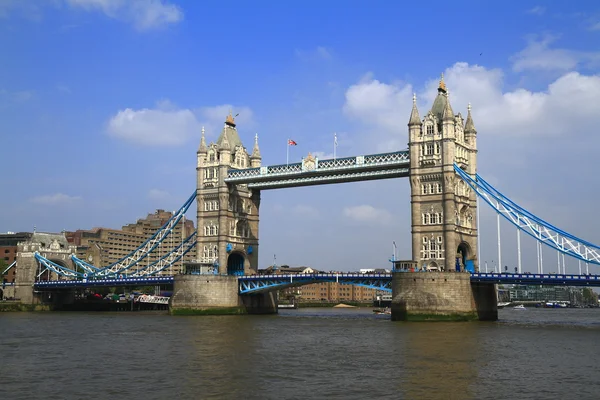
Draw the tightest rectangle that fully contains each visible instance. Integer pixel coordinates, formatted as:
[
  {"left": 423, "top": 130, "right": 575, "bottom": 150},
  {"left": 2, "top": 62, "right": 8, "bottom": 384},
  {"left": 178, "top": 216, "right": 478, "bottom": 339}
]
[
  {"left": 334, "top": 132, "right": 337, "bottom": 160},
  {"left": 286, "top": 139, "right": 289, "bottom": 165}
]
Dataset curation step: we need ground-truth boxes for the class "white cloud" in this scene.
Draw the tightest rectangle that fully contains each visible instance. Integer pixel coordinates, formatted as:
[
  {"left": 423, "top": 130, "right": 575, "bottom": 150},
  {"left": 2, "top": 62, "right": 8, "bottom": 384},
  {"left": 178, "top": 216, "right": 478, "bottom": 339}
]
[
  {"left": 295, "top": 46, "right": 333, "bottom": 61},
  {"left": 589, "top": 21, "right": 600, "bottom": 31},
  {"left": 343, "top": 61, "right": 600, "bottom": 155},
  {"left": 30, "top": 193, "right": 82, "bottom": 205},
  {"left": 293, "top": 205, "right": 319, "bottom": 218},
  {"left": 510, "top": 35, "right": 600, "bottom": 72},
  {"left": 343, "top": 74, "right": 414, "bottom": 151},
  {"left": 107, "top": 101, "right": 200, "bottom": 146},
  {"left": 526, "top": 6, "right": 545, "bottom": 15},
  {"left": 343, "top": 205, "right": 392, "bottom": 225},
  {"left": 1, "top": 89, "right": 35, "bottom": 104},
  {"left": 311, "top": 151, "right": 335, "bottom": 160},
  {"left": 64, "top": 0, "right": 183, "bottom": 30},
  {"left": 148, "top": 189, "right": 171, "bottom": 201},
  {"left": 196, "top": 104, "right": 255, "bottom": 138},
  {"left": 0, "top": 0, "right": 42, "bottom": 21},
  {"left": 56, "top": 84, "right": 71, "bottom": 94}
]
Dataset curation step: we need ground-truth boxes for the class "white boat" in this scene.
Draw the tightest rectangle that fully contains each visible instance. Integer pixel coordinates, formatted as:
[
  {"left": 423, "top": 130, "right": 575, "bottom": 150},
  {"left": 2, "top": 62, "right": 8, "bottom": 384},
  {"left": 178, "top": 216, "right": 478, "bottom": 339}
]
[{"left": 513, "top": 304, "right": 526, "bottom": 310}]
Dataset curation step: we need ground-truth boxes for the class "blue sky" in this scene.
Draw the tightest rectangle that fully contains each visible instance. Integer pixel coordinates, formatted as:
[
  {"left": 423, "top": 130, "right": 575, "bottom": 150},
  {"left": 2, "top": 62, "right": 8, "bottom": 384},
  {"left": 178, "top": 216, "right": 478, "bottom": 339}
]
[{"left": 1, "top": 0, "right": 600, "bottom": 273}]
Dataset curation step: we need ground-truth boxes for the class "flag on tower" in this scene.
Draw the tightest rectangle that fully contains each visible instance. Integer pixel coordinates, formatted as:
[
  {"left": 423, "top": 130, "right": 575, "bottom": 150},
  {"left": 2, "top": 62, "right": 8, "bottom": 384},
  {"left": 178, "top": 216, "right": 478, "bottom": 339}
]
[{"left": 288, "top": 139, "right": 298, "bottom": 146}]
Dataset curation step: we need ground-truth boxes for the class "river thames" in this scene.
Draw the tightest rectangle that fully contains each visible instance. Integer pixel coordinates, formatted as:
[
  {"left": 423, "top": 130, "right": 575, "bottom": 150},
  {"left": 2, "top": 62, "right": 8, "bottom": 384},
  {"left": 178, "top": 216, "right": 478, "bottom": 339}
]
[{"left": 1, "top": 308, "right": 599, "bottom": 399}]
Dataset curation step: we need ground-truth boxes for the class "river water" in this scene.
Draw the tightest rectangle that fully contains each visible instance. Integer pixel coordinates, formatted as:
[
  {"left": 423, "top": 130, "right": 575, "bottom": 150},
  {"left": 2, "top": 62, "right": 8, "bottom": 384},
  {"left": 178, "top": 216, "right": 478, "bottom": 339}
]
[{"left": 1, "top": 308, "right": 599, "bottom": 400}]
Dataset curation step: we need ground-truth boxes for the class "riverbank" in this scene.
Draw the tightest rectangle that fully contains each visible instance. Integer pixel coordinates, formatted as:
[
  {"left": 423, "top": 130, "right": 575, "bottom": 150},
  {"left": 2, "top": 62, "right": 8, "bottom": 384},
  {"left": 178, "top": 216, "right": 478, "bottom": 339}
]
[{"left": 0, "top": 302, "right": 51, "bottom": 312}]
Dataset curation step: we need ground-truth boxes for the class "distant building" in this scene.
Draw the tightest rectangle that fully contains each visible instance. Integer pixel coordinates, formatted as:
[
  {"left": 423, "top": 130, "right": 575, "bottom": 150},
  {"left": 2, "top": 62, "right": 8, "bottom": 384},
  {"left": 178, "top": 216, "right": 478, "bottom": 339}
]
[
  {"left": 0, "top": 232, "right": 33, "bottom": 283},
  {"left": 66, "top": 209, "right": 196, "bottom": 274},
  {"left": 262, "top": 265, "right": 382, "bottom": 303}
]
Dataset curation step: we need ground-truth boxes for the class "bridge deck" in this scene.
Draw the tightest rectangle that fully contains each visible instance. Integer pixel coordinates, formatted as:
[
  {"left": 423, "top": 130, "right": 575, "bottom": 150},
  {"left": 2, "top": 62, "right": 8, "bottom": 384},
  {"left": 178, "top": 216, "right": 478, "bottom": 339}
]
[
  {"left": 224, "top": 151, "right": 409, "bottom": 189},
  {"left": 30, "top": 272, "right": 600, "bottom": 291}
]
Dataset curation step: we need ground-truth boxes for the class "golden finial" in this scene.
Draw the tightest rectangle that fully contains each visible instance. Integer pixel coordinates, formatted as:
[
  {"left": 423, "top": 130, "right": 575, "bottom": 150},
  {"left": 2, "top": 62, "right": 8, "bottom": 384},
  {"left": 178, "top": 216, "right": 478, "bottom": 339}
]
[
  {"left": 438, "top": 73, "right": 447, "bottom": 92},
  {"left": 225, "top": 110, "right": 237, "bottom": 127}
]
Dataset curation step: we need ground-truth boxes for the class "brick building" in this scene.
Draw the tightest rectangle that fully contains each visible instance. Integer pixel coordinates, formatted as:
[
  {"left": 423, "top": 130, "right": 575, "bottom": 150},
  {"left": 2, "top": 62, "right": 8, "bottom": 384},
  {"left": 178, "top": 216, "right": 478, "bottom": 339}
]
[
  {"left": 0, "top": 232, "right": 32, "bottom": 284},
  {"left": 67, "top": 210, "right": 196, "bottom": 274}
]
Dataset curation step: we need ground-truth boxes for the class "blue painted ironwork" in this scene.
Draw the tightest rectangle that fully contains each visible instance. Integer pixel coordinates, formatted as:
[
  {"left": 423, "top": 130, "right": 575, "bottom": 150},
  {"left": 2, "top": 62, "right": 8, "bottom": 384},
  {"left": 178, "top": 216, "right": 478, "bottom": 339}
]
[
  {"left": 71, "top": 191, "right": 197, "bottom": 277},
  {"left": 227, "top": 253, "right": 245, "bottom": 276},
  {"left": 470, "top": 272, "right": 600, "bottom": 287},
  {"left": 34, "top": 276, "right": 174, "bottom": 289},
  {"left": 455, "top": 164, "right": 600, "bottom": 265},
  {"left": 35, "top": 253, "right": 83, "bottom": 278},
  {"left": 225, "top": 151, "right": 410, "bottom": 189},
  {"left": 238, "top": 273, "right": 393, "bottom": 294}
]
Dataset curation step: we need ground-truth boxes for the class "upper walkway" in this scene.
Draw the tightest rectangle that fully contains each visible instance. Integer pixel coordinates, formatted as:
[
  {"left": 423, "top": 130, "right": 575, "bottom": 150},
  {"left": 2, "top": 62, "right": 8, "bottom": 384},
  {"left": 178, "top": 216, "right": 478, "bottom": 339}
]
[{"left": 224, "top": 151, "right": 409, "bottom": 189}]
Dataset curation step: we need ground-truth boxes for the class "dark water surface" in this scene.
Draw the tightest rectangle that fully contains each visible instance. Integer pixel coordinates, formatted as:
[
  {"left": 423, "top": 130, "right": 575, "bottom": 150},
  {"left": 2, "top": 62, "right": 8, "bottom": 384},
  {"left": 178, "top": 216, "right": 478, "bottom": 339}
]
[{"left": 1, "top": 308, "right": 599, "bottom": 400}]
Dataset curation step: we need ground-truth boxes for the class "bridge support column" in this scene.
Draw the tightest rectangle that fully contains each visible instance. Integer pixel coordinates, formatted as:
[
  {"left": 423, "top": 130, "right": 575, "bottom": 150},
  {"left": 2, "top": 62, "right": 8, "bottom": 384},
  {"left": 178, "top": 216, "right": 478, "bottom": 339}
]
[
  {"left": 169, "top": 275, "right": 277, "bottom": 315},
  {"left": 391, "top": 272, "right": 497, "bottom": 321},
  {"left": 14, "top": 253, "right": 39, "bottom": 304}
]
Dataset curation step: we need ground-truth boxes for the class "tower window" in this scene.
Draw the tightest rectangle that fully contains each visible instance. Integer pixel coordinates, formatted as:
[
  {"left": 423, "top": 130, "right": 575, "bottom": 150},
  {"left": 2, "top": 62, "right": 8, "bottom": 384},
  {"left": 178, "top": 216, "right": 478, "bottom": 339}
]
[{"left": 427, "top": 125, "right": 434, "bottom": 135}]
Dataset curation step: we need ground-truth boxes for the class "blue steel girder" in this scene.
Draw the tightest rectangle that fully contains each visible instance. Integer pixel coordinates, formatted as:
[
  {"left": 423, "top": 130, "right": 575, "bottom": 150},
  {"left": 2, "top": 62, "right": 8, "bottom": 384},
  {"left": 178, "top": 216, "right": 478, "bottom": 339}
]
[
  {"left": 225, "top": 151, "right": 410, "bottom": 189},
  {"left": 470, "top": 272, "right": 600, "bottom": 287},
  {"left": 77, "top": 191, "right": 197, "bottom": 277},
  {"left": 238, "top": 273, "right": 393, "bottom": 294},
  {"left": 454, "top": 164, "right": 600, "bottom": 266},
  {"left": 34, "top": 276, "right": 174, "bottom": 289}
]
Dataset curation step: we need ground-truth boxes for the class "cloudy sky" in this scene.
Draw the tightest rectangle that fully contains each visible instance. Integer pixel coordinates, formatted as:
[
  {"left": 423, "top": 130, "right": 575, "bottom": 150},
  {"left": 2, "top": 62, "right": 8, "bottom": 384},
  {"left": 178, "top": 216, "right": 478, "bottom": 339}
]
[{"left": 1, "top": 0, "right": 599, "bottom": 273}]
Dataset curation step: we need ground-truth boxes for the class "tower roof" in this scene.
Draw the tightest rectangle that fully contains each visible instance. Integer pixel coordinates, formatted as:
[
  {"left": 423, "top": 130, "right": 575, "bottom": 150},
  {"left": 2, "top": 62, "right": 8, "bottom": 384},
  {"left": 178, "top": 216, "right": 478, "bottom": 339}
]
[
  {"left": 465, "top": 103, "right": 477, "bottom": 133},
  {"left": 198, "top": 126, "right": 207, "bottom": 153},
  {"left": 216, "top": 111, "right": 243, "bottom": 150},
  {"left": 408, "top": 93, "right": 422, "bottom": 126},
  {"left": 443, "top": 89, "right": 454, "bottom": 121},
  {"left": 251, "top": 133, "right": 261, "bottom": 159},
  {"left": 430, "top": 73, "right": 450, "bottom": 120}
]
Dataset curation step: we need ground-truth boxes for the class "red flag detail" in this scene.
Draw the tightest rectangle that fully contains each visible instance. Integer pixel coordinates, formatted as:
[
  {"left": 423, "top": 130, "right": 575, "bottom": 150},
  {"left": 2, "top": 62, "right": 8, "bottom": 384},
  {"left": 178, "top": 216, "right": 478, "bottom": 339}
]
[{"left": 288, "top": 139, "right": 298, "bottom": 146}]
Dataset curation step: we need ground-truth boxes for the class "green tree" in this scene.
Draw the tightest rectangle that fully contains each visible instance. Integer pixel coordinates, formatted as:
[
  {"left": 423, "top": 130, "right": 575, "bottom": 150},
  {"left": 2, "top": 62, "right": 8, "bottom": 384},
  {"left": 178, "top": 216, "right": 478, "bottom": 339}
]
[
  {"left": 0, "top": 259, "right": 8, "bottom": 276},
  {"left": 582, "top": 288, "right": 597, "bottom": 305}
]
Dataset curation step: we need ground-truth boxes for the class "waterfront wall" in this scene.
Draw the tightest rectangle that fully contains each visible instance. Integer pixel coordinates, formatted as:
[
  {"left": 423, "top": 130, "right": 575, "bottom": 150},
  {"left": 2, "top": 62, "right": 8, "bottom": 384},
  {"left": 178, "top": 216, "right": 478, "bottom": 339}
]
[
  {"left": 391, "top": 272, "right": 497, "bottom": 321},
  {"left": 170, "top": 275, "right": 277, "bottom": 315}
]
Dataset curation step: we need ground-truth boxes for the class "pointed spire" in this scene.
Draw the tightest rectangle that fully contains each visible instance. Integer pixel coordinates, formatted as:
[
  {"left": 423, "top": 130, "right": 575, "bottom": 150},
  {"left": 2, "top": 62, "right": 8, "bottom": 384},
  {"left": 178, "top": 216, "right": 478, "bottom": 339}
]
[
  {"left": 408, "top": 93, "right": 422, "bottom": 126},
  {"left": 465, "top": 102, "right": 477, "bottom": 133},
  {"left": 443, "top": 89, "right": 454, "bottom": 120},
  {"left": 219, "top": 128, "right": 231, "bottom": 151},
  {"left": 438, "top": 73, "right": 447, "bottom": 93},
  {"left": 198, "top": 126, "right": 207, "bottom": 153},
  {"left": 251, "top": 133, "right": 261, "bottom": 159}
]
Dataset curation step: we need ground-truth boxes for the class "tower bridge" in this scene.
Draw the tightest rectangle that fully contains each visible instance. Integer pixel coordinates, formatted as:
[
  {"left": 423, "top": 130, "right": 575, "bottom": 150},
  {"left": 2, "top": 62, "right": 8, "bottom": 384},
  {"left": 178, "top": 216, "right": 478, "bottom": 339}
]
[{"left": 14, "top": 75, "right": 600, "bottom": 320}]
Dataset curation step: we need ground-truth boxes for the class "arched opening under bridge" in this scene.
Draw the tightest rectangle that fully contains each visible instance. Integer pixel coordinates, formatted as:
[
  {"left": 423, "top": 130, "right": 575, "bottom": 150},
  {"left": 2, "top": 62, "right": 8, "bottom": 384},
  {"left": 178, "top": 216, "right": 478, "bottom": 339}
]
[
  {"left": 37, "top": 258, "right": 71, "bottom": 281},
  {"left": 227, "top": 252, "right": 245, "bottom": 276},
  {"left": 456, "top": 242, "right": 472, "bottom": 272}
]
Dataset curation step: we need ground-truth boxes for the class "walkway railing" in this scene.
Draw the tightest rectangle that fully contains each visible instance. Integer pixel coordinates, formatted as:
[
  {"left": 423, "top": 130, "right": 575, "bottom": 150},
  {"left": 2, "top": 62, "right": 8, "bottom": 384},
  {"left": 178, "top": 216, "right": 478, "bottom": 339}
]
[{"left": 225, "top": 151, "right": 410, "bottom": 188}]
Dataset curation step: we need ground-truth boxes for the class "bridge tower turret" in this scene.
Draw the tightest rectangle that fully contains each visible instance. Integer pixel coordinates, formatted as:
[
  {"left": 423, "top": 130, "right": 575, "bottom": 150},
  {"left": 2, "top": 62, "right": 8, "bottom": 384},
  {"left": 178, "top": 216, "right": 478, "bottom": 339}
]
[
  {"left": 408, "top": 75, "right": 479, "bottom": 272},
  {"left": 195, "top": 112, "right": 260, "bottom": 276}
]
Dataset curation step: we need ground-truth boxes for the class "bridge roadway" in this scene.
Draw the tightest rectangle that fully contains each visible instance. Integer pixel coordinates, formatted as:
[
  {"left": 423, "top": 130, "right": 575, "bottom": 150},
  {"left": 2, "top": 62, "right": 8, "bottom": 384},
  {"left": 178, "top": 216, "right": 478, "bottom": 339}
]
[{"left": 31, "top": 272, "right": 600, "bottom": 293}]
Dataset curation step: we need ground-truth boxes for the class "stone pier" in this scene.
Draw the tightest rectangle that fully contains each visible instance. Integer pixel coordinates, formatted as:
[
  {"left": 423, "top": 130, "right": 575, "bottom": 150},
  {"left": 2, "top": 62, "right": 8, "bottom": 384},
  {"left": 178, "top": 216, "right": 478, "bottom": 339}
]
[
  {"left": 391, "top": 271, "right": 497, "bottom": 321},
  {"left": 169, "top": 275, "right": 278, "bottom": 315}
]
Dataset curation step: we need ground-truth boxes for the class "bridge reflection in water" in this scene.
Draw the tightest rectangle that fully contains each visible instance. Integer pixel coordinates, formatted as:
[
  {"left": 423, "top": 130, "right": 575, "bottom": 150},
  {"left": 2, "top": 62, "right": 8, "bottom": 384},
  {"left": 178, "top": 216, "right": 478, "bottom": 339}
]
[{"left": 397, "top": 323, "right": 482, "bottom": 399}]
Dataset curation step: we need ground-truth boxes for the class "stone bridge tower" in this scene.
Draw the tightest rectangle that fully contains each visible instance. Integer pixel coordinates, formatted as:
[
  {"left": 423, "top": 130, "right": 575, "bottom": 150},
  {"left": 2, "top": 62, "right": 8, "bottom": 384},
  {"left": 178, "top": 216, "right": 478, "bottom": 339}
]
[
  {"left": 196, "top": 113, "right": 261, "bottom": 275},
  {"left": 408, "top": 75, "right": 479, "bottom": 272},
  {"left": 15, "top": 232, "right": 77, "bottom": 303}
]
